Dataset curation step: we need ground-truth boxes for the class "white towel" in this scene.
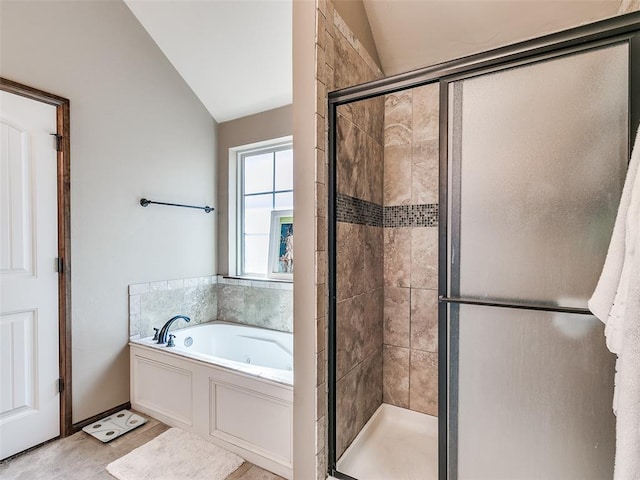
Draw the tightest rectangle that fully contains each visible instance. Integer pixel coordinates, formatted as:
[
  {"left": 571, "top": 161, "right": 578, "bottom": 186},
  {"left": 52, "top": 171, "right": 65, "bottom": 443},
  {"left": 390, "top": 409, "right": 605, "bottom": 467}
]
[{"left": 588, "top": 124, "right": 640, "bottom": 479}]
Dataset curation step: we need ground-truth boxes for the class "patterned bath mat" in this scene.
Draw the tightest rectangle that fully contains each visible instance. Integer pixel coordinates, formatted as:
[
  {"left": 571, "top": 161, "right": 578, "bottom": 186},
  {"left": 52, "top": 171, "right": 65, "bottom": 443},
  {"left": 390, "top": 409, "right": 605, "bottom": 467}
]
[
  {"left": 82, "top": 410, "right": 147, "bottom": 443},
  {"left": 106, "top": 427, "right": 244, "bottom": 480}
]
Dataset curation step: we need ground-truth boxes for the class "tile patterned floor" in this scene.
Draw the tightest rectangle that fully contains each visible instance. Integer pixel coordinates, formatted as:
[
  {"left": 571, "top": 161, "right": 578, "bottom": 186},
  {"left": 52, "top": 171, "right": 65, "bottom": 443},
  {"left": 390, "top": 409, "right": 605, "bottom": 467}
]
[{"left": 0, "top": 413, "right": 284, "bottom": 480}]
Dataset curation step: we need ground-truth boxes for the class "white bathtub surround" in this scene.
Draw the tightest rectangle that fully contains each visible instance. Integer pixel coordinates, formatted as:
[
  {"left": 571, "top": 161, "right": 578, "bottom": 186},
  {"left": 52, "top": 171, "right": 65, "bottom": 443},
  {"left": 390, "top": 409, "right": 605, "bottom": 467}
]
[
  {"left": 106, "top": 427, "right": 244, "bottom": 480},
  {"left": 130, "top": 322, "right": 293, "bottom": 479},
  {"left": 336, "top": 404, "right": 438, "bottom": 480},
  {"left": 589, "top": 125, "right": 640, "bottom": 480}
]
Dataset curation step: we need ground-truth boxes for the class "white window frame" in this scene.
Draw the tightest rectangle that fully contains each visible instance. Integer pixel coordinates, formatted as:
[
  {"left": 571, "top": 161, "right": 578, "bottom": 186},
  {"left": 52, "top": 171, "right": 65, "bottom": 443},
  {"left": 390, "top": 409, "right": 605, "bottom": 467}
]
[{"left": 228, "top": 136, "right": 293, "bottom": 279}]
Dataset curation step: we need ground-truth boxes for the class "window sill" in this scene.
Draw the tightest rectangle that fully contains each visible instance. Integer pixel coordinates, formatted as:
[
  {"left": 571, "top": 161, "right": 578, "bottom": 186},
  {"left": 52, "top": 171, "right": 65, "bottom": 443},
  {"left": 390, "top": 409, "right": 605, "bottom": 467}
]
[{"left": 222, "top": 275, "right": 293, "bottom": 285}]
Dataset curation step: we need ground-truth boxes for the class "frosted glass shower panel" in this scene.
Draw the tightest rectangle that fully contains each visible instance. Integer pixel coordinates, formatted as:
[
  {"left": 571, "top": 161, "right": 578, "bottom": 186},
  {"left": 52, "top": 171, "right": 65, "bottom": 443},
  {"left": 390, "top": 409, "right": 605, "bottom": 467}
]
[
  {"left": 450, "top": 43, "right": 628, "bottom": 307},
  {"left": 456, "top": 305, "right": 616, "bottom": 479}
]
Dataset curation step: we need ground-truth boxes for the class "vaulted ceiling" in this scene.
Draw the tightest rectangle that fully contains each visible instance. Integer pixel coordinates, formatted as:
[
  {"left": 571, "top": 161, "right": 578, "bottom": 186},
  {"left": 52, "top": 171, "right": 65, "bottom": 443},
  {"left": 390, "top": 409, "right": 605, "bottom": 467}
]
[
  {"left": 124, "top": 0, "right": 292, "bottom": 123},
  {"left": 124, "top": 0, "right": 623, "bottom": 123},
  {"left": 363, "top": 1, "right": 622, "bottom": 76}
]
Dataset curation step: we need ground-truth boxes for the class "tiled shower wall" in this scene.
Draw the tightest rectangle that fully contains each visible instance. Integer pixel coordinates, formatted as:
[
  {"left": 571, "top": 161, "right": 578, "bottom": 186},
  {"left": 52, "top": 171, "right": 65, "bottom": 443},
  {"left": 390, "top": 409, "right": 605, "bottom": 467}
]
[
  {"left": 326, "top": 5, "right": 441, "bottom": 463},
  {"left": 334, "top": 83, "right": 440, "bottom": 455},
  {"left": 383, "top": 85, "right": 439, "bottom": 416},
  {"left": 335, "top": 94, "right": 385, "bottom": 457},
  {"left": 128, "top": 276, "right": 293, "bottom": 338},
  {"left": 620, "top": 0, "right": 640, "bottom": 14},
  {"left": 314, "top": 0, "right": 385, "bottom": 474}
]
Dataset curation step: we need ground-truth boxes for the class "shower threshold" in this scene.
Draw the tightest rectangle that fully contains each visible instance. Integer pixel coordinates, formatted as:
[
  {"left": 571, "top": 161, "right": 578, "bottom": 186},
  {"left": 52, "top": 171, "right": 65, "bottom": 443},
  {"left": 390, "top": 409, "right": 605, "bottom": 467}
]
[{"left": 336, "top": 403, "right": 438, "bottom": 480}]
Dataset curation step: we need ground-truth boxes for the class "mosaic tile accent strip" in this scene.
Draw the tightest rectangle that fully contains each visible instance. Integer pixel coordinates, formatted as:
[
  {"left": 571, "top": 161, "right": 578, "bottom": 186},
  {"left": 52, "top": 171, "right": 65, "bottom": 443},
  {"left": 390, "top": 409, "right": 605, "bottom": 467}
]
[
  {"left": 337, "top": 193, "right": 383, "bottom": 227},
  {"left": 384, "top": 204, "right": 439, "bottom": 228},
  {"left": 336, "top": 193, "right": 438, "bottom": 228}
]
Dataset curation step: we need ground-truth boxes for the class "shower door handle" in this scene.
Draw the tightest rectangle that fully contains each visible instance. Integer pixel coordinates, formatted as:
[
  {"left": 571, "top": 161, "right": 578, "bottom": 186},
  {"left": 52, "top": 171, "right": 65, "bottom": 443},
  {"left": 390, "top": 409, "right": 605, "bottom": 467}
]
[{"left": 439, "top": 296, "right": 592, "bottom": 315}]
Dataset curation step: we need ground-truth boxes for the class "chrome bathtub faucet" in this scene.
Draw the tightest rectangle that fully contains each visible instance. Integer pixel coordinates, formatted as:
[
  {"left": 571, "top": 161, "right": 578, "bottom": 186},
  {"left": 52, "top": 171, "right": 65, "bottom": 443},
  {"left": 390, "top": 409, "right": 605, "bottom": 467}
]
[{"left": 156, "top": 315, "right": 191, "bottom": 345}]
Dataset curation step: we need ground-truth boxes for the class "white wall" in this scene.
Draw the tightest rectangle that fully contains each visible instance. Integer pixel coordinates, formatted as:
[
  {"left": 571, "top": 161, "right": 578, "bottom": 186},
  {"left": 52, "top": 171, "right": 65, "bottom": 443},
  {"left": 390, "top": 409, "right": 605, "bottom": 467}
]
[{"left": 1, "top": 0, "right": 217, "bottom": 422}]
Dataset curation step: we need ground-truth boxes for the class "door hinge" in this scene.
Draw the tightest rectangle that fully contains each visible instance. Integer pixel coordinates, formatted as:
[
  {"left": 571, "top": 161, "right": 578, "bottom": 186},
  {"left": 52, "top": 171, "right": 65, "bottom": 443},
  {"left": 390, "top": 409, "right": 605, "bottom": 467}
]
[
  {"left": 58, "top": 378, "right": 64, "bottom": 393},
  {"left": 50, "top": 133, "right": 62, "bottom": 152},
  {"left": 56, "top": 257, "right": 64, "bottom": 273}
]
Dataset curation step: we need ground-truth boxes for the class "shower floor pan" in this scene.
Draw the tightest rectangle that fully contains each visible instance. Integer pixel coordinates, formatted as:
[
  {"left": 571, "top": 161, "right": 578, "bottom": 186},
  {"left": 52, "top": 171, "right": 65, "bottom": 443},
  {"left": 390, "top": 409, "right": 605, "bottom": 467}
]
[{"left": 336, "top": 403, "right": 438, "bottom": 480}]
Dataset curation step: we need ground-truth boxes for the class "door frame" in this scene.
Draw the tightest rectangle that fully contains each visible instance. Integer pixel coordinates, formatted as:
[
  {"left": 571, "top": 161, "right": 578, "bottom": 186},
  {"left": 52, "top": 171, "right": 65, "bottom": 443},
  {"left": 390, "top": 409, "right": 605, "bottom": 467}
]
[
  {"left": 0, "top": 78, "right": 72, "bottom": 438},
  {"left": 326, "top": 11, "right": 640, "bottom": 480}
]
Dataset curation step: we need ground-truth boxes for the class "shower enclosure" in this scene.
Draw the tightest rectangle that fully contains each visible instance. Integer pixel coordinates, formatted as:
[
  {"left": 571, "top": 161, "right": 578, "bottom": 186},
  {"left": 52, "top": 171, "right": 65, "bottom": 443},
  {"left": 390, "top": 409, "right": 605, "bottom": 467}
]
[{"left": 328, "top": 13, "right": 640, "bottom": 480}]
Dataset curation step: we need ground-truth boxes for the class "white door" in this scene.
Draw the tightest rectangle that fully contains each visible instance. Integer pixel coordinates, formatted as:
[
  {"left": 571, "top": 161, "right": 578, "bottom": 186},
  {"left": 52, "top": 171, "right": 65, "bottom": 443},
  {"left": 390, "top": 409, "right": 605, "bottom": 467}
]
[{"left": 0, "top": 91, "right": 60, "bottom": 459}]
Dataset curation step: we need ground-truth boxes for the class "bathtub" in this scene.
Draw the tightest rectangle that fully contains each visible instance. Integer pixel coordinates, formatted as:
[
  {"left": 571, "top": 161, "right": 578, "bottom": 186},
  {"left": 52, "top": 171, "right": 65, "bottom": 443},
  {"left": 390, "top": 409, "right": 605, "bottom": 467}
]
[{"left": 129, "top": 322, "right": 293, "bottom": 479}]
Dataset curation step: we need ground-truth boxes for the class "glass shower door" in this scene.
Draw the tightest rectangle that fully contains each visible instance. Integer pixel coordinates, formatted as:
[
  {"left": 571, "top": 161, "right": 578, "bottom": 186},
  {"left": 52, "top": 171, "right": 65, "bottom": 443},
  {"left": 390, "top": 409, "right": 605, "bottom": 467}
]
[{"left": 447, "top": 41, "right": 629, "bottom": 479}]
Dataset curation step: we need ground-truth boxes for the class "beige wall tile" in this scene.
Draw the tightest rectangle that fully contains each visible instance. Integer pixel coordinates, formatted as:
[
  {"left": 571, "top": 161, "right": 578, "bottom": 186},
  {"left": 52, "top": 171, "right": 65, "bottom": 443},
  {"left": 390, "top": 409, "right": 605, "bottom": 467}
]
[
  {"left": 337, "top": 101, "right": 353, "bottom": 123},
  {"left": 315, "top": 216, "right": 327, "bottom": 252},
  {"left": 364, "top": 225, "right": 384, "bottom": 291},
  {"left": 384, "top": 144, "right": 411, "bottom": 206},
  {"left": 315, "top": 147, "right": 326, "bottom": 184},
  {"left": 336, "top": 362, "right": 359, "bottom": 456},
  {"left": 316, "top": 112, "right": 325, "bottom": 151},
  {"left": 336, "top": 295, "right": 364, "bottom": 379},
  {"left": 620, "top": 0, "right": 640, "bottom": 13},
  {"left": 316, "top": 312, "right": 326, "bottom": 353},
  {"left": 326, "top": 0, "right": 335, "bottom": 29},
  {"left": 384, "top": 286, "right": 410, "bottom": 348},
  {"left": 378, "top": 81, "right": 442, "bottom": 419},
  {"left": 317, "top": 0, "right": 327, "bottom": 17},
  {"left": 316, "top": 10, "right": 326, "bottom": 49},
  {"left": 337, "top": 116, "right": 366, "bottom": 200},
  {"left": 365, "top": 96, "right": 385, "bottom": 145},
  {"left": 334, "top": 32, "right": 360, "bottom": 90},
  {"left": 317, "top": 382, "right": 327, "bottom": 422},
  {"left": 410, "top": 350, "right": 438, "bottom": 416},
  {"left": 316, "top": 415, "right": 326, "bottom": 457},
  {"left": 326, "top": 64, "right": 335, "bottom": 91},
  {"left": 384, "top": 91, "right": 412, "bottom": 147},
  {"left": 325, "top": 33, "right": 335, "bottom": 71},
  {"left": 383, "top": 345, "right": 410, "bottom": 408},
  {"left": 316, "top": 181, "right": 327, "bottom": 218},
  {"left": 366, "top": 136, "right": 384, "bottom": 206},
  {"left": 316, "top": 349, "right": 325, "bottom": 387},
  {"left": 384, "top": 227, "right": 411, "bottom": 287},
  {"left": 315, "top": 250, "right": 326, "bottom": 285},
  {"left": 316, "top": 81, "right": 326, "bottom": 120},
  {"left": 411, "top": 227, "right": 438, "bottom": 289},
  {"left": 349, "top": 99, "right": 367, "bottom": 135},
  {"left": 358, "top": 348, "right": 383, "bottom": 428},
  {"left": 410, "top": 288, "right": 438, "bottom": 353},
  {"left": 314, "top": 0, "right": 419, "bottom": 474},
  {"left": 412, "top": 83, "right": 439, "bottom": 143},
  {"left": 412, "top": 139, "right": 439, "bottom": 205},
  {"left": 316, "top": 449, "right": 327, "bottom": 480},
  {"left": 363, "top": 288, "right": 384, "bottom": 358},
  {"left": 337, "top": 340, "right": 383, "bottom": 459},
  {"left": 315, "top": 44, "right": 326, "bottom": 84},
  {"left": 337, "top": 222, "right": 364, "bottom": 300}
]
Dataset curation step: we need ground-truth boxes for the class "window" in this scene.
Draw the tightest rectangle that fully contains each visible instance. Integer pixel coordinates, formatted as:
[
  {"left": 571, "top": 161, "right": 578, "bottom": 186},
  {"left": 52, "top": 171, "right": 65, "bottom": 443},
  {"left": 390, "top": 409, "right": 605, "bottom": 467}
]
[{"left": 238, "top": 143, "right": 293, "bottom": 277}]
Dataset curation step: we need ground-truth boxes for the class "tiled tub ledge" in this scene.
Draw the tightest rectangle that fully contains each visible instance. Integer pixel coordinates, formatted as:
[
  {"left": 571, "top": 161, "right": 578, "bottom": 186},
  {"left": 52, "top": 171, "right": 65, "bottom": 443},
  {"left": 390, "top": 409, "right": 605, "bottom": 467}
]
[{"left": 217, "top": 276, "right": 293, "bottom": 290}]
